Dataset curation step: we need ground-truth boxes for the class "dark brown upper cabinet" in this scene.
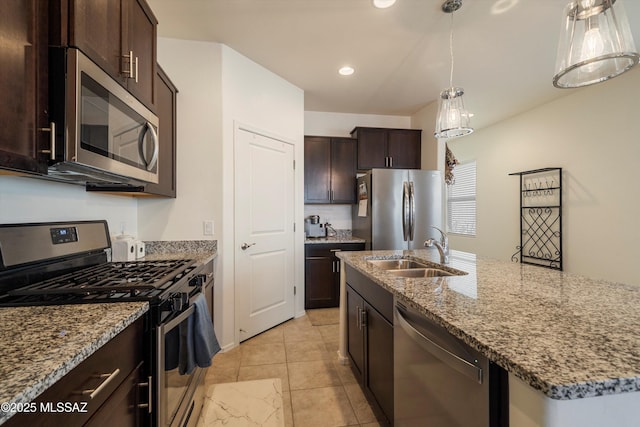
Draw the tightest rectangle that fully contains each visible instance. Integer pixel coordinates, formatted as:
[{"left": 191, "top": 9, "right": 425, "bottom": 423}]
[
  {"left": 143, "top": 65, "right": 178, "bottom": 198},
  {"left": 54, "top": 0, "right": 158, "bottom": 111},
  {"left": 304, "top": 136, "right": 357, "bottom": 204},
  {"left": 0, "top": 0, "right": 50, "bottom": 176},
  {"left": 351, "top": 127, "right": 422, "bottom": 170}
]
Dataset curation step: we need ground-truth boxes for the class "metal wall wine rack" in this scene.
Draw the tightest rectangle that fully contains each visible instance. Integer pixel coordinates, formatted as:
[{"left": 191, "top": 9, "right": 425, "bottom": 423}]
[{"left": 509, "top": 167, "right": 563, "bottom": 270}]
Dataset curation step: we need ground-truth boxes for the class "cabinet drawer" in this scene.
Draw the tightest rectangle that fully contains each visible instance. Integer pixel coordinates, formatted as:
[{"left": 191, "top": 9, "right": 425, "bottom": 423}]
[
  {"left": 305, "top": 243, "right": 365, "bottom": 258},
  {"left": 345, "top": 265, "right": 393, "bottom": 324},
  {"left": 5, "top": 316, "right": 145, "bottom": 427}
]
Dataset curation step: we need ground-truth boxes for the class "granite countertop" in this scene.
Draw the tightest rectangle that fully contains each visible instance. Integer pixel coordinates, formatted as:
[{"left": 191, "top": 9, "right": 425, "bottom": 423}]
[
  {"left": 305, "top": 236, "right": 366, "bottom": 244},
  {"left": 0, "top": 302, "right": 148, "bottom": 424},
  {"left": 0, "top": 240, "right": 218, "bottom": 425},
  {"left": 337, "top": 249, "right": 640, "bottom": 401},
  {"left": 143, "top": 240, "right": 217, "bottom": 264},
  {"left": 305, "top": 229, "right": 365, "bottom": 245}
]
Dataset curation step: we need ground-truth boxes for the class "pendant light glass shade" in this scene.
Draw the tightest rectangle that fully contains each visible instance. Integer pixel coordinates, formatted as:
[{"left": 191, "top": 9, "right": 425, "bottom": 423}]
[
  {"left": 553, "top": 0, "right": 639, "bottom": 88},
  {"left": 435, "top": 87, "right": 473, "bottom": 139},
  {"left": 434, "top": 0, "right": 473, "bottom": 139}
]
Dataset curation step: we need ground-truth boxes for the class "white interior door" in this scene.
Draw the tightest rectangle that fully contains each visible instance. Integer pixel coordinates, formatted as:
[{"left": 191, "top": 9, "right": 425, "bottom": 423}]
[{"left": 235, "top": 127, "right": 295, "bottom": 342}]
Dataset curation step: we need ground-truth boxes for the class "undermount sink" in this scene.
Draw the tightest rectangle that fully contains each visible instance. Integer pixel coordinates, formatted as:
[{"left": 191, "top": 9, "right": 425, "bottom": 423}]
[
  {"left": 367, "top": 257, "right": 467, "bottom": 278},
  {"left": 367, "top": 259, "right": 430, "bottom": 270},
  {"left": 388, "top": 268, "right": 455, "bottom": 278}
]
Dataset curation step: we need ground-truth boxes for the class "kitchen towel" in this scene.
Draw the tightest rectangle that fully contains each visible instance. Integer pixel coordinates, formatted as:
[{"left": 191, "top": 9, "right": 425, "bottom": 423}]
[
  {"left": 192, "top": 293, "right": 221, "bottom": 368},
  {"left": 179, "top": 293, "right": 221, "bottom": 374}
]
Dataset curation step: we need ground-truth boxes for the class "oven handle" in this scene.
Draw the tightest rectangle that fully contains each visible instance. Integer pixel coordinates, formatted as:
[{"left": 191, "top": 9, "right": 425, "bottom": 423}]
[
  {"left": 161, "top": 304, "right": 195, "bottom": 333},
  {"left": 138, "top": 122, "right": 159, "bottom": 172}
]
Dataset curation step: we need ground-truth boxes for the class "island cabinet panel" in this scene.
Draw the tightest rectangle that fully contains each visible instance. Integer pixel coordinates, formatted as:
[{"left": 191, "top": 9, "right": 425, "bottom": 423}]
[
  {"left": 345, "top": 265, "right": 394, "bottom": 424},
  {"left": 4, "top": 317, "right": 148, "bottom": 427},
  {"left": 0, "top": 0, "right": 50, "bottom": 175},
  {"left": 304, "top": 136, "right": 357, "bottom": 204},
  {"left": 351, "top": 127, "right": 422, "bottom": 171},
  {"left": 305, "top": 243, "right": 365, "bottom": 309},
  {"left": 346, "top": 285, "right": 366, "bottom": 378}
]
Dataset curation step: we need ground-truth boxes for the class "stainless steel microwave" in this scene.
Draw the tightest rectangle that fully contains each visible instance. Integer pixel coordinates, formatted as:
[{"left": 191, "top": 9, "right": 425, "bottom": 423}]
[{"left": 47, "top": 47, "right": 159, "bottom": 185}]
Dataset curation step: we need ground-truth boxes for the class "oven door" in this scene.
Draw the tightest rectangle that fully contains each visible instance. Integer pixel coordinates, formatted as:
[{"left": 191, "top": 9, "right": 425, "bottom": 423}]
[{"left": 157, "top": 294, "right": 206, "bottom": 427}]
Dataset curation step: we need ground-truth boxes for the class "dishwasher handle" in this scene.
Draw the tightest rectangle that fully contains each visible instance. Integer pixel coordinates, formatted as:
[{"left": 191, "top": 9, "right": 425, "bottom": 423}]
[{"left": 395, "top": 306, "right": 483, "bottom": 384}]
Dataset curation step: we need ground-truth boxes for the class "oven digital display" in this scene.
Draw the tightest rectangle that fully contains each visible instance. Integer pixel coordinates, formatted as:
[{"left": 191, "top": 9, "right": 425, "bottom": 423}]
[{"left": 50, "top": 227, "right": 79, "bottom": 244}]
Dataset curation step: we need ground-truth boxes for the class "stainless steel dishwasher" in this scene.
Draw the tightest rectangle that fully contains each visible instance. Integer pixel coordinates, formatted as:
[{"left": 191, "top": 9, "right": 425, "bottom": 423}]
[{"left": 394, "top": 299, "right": 507, "bottom": 427}]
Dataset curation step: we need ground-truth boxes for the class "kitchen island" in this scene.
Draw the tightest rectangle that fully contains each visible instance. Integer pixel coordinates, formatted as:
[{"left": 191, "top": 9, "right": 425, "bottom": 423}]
[{"left": 337, "top": 249, "right": 640, "bottom": 427}]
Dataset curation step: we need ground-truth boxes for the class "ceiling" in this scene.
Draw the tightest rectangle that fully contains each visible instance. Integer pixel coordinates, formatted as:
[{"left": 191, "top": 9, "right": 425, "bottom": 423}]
[{"left": 146, "top": 0, "right": 640, "bottom": 130}]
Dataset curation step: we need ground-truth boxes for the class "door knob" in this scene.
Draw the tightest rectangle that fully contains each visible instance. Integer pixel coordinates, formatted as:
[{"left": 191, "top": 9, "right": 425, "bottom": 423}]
[{"left": 241, "top": 242, "right": 256, "bottom": 250}]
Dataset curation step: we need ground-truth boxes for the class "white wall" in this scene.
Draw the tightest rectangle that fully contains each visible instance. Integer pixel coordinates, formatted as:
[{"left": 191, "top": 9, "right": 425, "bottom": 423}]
[
  {"left": 304, "top": 111, "right": 411, "bottom": 137},
  {"left": 220, "top": 45, "right": 305, "bottom": 347},
  {"left": 434, "top": 67, "right": 640, "bottom": 286},
  {"left": 0, "top": 176, "right": 137, "bottom": 236},
  {"left": 138, "top": 38, "right": 222, "bottom": 242},
  {"left": 140, "top": 40, "right": 304, "bottom": 350},
  {"left": 410, "top": 100, "right": 444, "bottom": 171},
  {"left": 303, "top": 111, "right": 413, "bottom": 229}
]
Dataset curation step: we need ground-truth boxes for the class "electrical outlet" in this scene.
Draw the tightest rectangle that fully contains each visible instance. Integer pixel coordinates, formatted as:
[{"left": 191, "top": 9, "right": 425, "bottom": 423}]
[{"left": 203, "top": 220, "right": 214, "bottom": 236}]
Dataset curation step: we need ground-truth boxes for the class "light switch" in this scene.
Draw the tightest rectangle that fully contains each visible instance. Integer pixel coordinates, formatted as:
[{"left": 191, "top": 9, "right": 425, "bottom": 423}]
[{"left": 203, "top": 220, "right": 214, "bottom": 236}]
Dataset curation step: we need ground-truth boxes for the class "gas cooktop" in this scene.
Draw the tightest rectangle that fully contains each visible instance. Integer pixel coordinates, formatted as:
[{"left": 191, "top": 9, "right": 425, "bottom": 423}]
[{"left": 0, "top": 221, "right": 201, "bottom": 306}]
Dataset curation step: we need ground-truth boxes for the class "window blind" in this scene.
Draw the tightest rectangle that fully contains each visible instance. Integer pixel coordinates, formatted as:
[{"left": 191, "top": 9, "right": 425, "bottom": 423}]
[{"left": 447, "top": 161, "right": 476, "bottom": 236}]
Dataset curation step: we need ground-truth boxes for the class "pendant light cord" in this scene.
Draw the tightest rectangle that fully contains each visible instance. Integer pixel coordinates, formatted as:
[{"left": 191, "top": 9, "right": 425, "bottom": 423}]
[{"left": 449, "top": 12, "right": 454, "bottom": 88}]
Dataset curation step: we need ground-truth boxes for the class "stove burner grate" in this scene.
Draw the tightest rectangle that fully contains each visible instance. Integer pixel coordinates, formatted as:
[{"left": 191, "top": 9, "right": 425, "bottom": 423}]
[{"left": 7, "top": 259, "right": 196, "bottom": 297}]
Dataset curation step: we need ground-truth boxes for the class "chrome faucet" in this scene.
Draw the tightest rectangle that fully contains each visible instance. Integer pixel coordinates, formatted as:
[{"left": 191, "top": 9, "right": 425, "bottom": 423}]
[{"left": 424, "top": 226, "right": 449, "bottom": 264}]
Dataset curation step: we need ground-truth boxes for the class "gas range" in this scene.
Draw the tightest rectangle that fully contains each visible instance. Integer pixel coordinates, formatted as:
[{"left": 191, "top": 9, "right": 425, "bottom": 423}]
[
  {"left": 0, "top": 220, "right": 213, "bottom": 427},
  {"left": 0, "top": 221, "right": 203, "bottom": 307}
]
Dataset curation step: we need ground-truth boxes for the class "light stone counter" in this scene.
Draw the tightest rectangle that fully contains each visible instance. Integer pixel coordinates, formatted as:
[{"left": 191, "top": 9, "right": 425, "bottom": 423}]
[
  {"left": 0, "top": 240, "right": 217, "bottom": 425},
  {"left": 305, "top": 229, "right": 365, "bottom": 245},
  {"left": 0, "top": 302, "right": 148, "bottom": 425},
  {"left": 337, "top": 248, "right": 640, "bottom": 401}
]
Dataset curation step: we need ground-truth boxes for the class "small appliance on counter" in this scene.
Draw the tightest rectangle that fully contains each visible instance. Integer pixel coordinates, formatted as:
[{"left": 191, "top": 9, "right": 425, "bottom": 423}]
[
  {"left": 305, "top": 215, "right": 326, "bottom": 238},
  {"left": 111, "top": 235, "right": 137, "bottom": 261}
]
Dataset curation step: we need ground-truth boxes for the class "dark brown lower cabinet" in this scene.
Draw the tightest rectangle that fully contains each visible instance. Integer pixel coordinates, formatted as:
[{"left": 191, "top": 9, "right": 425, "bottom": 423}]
[
  {"left": 346, "top": 265, "right": 394, "bottom": 425},
  {"left": 4, "top": 316, "right": 148, "bottom": 427},
  {"left": 304, "top": 242, "right": 364, "bottom": 309}
]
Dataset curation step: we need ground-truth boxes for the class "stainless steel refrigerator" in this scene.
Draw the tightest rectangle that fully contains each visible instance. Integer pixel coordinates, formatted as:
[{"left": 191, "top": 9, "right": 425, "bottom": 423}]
[{"left": 352, "top": 169, "right": 443, "bottom": 250}]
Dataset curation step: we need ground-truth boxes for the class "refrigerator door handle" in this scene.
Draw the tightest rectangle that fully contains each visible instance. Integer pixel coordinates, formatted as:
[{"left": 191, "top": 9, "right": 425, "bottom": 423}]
[
  {"left": 402, "top": 181, "right": 410, "bottom": 241},
  {"left": 409, "top": 181, "right": 416, "bottom": 241}
]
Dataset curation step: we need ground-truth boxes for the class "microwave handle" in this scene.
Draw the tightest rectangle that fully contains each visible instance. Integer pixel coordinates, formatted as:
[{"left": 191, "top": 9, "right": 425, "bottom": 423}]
[{"left": 138, "top": 122, "right": 159, "bottom": 171}]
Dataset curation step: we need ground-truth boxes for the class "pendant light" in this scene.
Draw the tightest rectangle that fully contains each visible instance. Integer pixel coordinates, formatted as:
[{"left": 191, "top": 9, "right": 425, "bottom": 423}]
[
  {"left": 435, "top": 0, "right": 473, "bottom": 139},
  {"left": 553, "top": 0, "right": 639, "bottom": 88}
]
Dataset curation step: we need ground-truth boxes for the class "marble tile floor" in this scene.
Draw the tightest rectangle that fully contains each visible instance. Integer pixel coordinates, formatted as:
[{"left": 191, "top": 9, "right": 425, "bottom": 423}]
[{"left": 198, "top": 307, "right": 384, "bottom": 427}]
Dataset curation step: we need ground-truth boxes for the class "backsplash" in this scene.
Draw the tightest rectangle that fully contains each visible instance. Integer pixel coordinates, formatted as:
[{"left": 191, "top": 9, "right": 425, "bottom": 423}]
[
  {"left": 144, "top": 240, "right": 217, "bottom": 255},
  {"left": 303, "top": 204, "right": 352, "bottom": 229}
]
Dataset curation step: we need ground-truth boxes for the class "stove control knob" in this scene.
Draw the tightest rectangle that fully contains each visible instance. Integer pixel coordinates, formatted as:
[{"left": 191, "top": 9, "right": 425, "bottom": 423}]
[
  {"left": 189, "top": 274, "right": 206, "bottom": 287},
  {"left": 171, "top": 293, "right": 185, "bottom": 312}
]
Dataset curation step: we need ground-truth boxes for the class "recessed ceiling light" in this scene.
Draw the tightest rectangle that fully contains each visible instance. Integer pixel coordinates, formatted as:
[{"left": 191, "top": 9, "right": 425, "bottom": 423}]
[
  {"left": 372, "top": 0, "right": 396, "bottom": 9},
  {"left": 338, "top": 66, "right": 355, "bottom": 76}
]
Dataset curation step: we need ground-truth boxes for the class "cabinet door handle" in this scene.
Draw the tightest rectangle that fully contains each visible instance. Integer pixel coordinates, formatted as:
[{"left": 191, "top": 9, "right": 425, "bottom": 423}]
[
  {"left": 356, "top": 306, "right": 361, "bottom": 330},
  {"left": 79, "top": 368, "right": 120, "bottom": 399},
  {"left": 38, "top": 121, "right": 56, "bottom": 160},
  {"left": 138, "top": 376, "right": 153, "bottom": 413},
  {"left": 384, "top": 156, "right": 388, "bottom": 168},
  {"left": 336, "top": 261, "right": 340, "bottom": 273},
  {"left": 331, "top": 190, "right": 334, "bottom": 201},
  {"left": 124, "top": 51, "right": 135, "bottom": 79},
  {"left": 360, "top": 308, "right": 367, "bottom": 328},
  {"left": 389, "top": 156, "right": 393, "bottom": 168},
  {"left": 332, "top": 261, "right": 335, "bottom": 273}
]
